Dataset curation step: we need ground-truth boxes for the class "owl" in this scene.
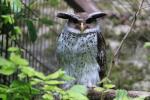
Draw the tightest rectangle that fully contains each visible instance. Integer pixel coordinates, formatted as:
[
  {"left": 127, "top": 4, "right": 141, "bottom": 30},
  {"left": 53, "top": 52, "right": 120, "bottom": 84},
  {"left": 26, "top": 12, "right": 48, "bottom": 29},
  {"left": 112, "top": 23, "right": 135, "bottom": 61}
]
[{"left": 56, "top": 12, "right": 106, "bottom": 89}]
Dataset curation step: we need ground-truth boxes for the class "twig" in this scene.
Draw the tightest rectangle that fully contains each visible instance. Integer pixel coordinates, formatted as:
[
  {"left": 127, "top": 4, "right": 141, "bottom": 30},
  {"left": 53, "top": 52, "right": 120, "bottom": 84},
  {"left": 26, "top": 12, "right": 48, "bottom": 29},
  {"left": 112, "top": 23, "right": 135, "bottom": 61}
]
[
  {"left": 21, "top": 1, "right": 39, "bottom": 17},
  {"left": 107, "top": 0, "right": 145, "bottom": 78},
  {"left": 114, "top": 0, "right": 145, "bottom": 58}
]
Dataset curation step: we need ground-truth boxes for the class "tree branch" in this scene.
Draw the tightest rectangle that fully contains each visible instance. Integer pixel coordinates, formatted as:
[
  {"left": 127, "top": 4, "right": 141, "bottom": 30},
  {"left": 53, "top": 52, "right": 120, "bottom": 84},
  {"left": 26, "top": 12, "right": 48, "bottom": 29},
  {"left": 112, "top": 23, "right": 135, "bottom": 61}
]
[
  {"left": 64, "top": 0, "right": 99, "bottom": 13},
  {"left": 88, "top": 89, "right": 150, "bottom": 100}
]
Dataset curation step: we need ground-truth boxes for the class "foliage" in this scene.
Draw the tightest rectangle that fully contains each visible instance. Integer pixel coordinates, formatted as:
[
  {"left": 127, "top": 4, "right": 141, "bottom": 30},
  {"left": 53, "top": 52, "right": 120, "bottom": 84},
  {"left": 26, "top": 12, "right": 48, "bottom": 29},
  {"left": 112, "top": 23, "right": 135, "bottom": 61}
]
[
  {"left": 95, "top": 74, "right": 146, "bottom": 100},
  {"left": 114, "top": 89, "right": 146, "bottom": 100},
  {"left": 94, "top": 77, "right": 115, "bottom": 93},
  {"left": 0, "top": 0, "right": 28, "bottom": 40},
  {"left": 0, "top": 47, "right": 88, "bottom": 100},
  {"left": 0, "top": 0, "right": 55, "bottom": 42},
  {"left": 26, "top": 19, "right": 37, "bottom": 42}
]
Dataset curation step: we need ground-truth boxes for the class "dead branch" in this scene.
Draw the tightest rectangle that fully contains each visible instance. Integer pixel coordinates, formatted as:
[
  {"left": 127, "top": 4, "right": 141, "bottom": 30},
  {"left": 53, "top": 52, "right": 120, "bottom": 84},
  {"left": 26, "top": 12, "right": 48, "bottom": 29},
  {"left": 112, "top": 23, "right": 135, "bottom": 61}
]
[{"left": 88, "top": 89, "right": 150, "bottom": 100}]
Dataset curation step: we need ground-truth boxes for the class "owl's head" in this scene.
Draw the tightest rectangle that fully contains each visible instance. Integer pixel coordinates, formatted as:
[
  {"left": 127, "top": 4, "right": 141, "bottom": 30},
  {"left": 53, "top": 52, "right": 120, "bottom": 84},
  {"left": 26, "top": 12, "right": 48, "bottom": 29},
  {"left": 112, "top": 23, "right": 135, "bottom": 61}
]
[{"left": 57, "top": 12, "right": 106, "bottom": 34}]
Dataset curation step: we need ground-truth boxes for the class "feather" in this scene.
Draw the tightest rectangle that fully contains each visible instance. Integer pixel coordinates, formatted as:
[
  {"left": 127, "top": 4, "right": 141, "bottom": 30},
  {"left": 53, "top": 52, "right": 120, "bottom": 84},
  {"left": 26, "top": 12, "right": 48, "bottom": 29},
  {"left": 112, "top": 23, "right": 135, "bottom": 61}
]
[
  {"left": 57, "top": 12, "right": 79, "bottom": 22},
  {"left": 96, "top": 32, "right": 107, "bottom": 80},
  {"left": 86, "top": 12, "right": 106, "bottom": 23}
]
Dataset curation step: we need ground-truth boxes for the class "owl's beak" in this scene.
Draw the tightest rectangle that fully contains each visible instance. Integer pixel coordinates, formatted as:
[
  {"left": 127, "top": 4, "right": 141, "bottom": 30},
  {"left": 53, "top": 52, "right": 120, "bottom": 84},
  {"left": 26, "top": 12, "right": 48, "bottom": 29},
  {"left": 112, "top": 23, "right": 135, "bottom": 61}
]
[{"left": 80, "top": 22, "right": 84, "bottom": 33}]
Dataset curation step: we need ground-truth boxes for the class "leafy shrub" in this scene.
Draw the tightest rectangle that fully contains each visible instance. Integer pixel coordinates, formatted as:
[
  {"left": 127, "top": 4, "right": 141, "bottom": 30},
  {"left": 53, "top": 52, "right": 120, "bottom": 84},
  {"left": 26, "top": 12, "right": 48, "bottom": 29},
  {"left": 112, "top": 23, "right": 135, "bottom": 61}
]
[{"left": 0, "top": 47, "right": 88, "bottom": 100}]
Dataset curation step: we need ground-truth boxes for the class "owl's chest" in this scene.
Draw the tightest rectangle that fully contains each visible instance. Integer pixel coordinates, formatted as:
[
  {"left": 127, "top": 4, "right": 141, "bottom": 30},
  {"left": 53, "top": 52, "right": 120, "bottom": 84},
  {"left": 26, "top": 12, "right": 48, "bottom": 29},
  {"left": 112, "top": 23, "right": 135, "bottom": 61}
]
[{"left": 57, "top": 32, "right": 98, "bottom": 55}]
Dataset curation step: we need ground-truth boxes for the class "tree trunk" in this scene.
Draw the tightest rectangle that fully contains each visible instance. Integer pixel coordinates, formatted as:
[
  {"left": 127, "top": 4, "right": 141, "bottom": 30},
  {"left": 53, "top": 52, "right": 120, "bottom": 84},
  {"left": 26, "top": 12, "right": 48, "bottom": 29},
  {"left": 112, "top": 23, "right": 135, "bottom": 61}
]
[{"left": 64, "top": 0, "right": 99, "bottom": 13}]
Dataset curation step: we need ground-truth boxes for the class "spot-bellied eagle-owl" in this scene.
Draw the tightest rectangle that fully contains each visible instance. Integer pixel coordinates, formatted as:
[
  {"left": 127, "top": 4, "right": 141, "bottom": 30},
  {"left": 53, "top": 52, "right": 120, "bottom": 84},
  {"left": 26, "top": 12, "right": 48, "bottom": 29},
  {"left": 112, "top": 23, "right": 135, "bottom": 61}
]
[{"left": 56, "top": 12, "right": 106, "bottom": 89}]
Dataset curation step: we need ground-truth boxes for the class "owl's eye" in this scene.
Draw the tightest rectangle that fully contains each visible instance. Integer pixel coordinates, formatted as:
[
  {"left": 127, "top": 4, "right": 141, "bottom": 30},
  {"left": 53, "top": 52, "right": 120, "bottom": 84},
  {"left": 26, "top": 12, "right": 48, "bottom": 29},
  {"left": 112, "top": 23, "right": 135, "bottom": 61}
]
[{"left": 86, "top": 19, "right": 96, "bottom": 24}]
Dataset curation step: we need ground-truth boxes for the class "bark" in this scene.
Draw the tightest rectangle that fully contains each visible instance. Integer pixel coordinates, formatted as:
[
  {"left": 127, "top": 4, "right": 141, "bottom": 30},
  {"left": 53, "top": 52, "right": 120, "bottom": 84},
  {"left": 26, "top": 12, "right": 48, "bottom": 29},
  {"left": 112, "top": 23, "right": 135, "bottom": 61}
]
[
  {"left": 64, "top": 0, "right": 99, "bottom": 13},
  {"left": 88, "top": 89, "right": 150, "bottom": 100}
]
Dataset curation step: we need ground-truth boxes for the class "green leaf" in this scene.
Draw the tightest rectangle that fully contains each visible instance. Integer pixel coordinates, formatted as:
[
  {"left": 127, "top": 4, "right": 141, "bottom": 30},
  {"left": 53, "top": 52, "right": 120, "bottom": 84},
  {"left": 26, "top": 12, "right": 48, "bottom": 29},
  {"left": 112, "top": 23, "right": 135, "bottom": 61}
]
[
  {"left": 42, "top": 85, "right": 64, "bottom": 93},
  {"left": 11, "top": 95, "right": 28, "bottom": 100},
  {"left": 1, "top": 15, "right": 15, "bottom": 24},
  {"left": 0, "top": 65, "right": 16, "bottom": 75},
  {"left": 0, "top": 57, "right": 10, "bottom": 66},
  {"left": 104, "top": 84, "right": 115, "bottom": 89},
  {"left": 61, "top": 74, "right": 75, "bottom": 81},
  {"left": 10, "top": 0, "right": 23, "bottom": 13},
  {"left": 8, "top": 80, "right": 31, "bottom": 94},
  {"left": 66, "top": 90, "right": 88, "bottom": 100},
  {"left": 42, "top": 93, "right": 54, "bottom": 100},
  {"left": 45, "top": 80, "right": 65, "bottom": 85},
  {"left": 0, "top": 84, "right": 9, "bottom": 89},
  {"left": 0, "top": 94, "right": 7, "bottom": 100},
  {"left": 10, "top": 53, "right": 29, "bottom": 66},
  {"left": 8, "top": 80, "right": 39, "bottom": 95},
  {"left": 98, "top": 77, "right": 112, "bottom": 84},
  {"left": 68, "top": 85, "right": 87, "bottom": 95},
  {"left": 8, "top": 47, "right": 20, "bottom": 52},
  {"left": 94, "top": 87, "right": 105, "bottom": 92},
  {"left": 0, "top": 84, "right": 9, "bottom": 93},
  {"left": 39, "top": 17, "right": 54, "bottom": 26},
  {"left": 0, "top": 57, "right": 16, "bottom": 75},
  {"left": 45, "top": 69, "right": 74, "bottom": 81},
  {"left": 20, "top": 66, "right": 46, "bottom": 79},
  {"left": 20, "top": 67, "right": 36, "bottom": 77},
  {"left": 45, "top": 69, "right": 65, "bottom": 80},
  {"left": 13, "top": 26, "right": 22, "bottom": 34},
  {"left": 30, "top": 78, "right": 43, "bottom": 85},
  {"left": 144, "top": 42, "right": 150, "bottom": 48},
  {"left": 114, "top": 89, "right": 129, "bottom": 100},
  {"left": 35, "top": 72, "right": 46, "bottom": 80},
  {"left": 18, "top": 73, "right": 27, "bottom": 80},
  {"left": 62, "top": 94, "right": 70, "bottom": 100},
  {"left": 26, "top": 19, "right": 37, "bottom": 42},
  {"left": 10, "top": 80, "right": 29, "bottom": 88},
  {"left": 30, "top": 87, "right": 40, "bottom": 95},
  {"left": 42, "top": 85, "right": 55, "bottom": 91}
]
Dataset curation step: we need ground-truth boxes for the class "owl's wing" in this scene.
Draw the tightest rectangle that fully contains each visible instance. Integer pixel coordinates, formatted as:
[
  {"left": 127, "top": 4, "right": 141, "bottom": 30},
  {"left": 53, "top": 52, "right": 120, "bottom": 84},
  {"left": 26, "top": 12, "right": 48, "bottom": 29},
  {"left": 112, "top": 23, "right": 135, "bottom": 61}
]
[{"left": 96, "top": 32, "right": 107, "bottom": 80}]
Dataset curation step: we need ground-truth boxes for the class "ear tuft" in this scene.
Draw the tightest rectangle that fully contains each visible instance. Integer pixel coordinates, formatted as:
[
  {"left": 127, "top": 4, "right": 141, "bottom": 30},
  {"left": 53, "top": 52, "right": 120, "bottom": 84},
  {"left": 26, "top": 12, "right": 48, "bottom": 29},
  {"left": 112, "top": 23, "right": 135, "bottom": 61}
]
[
  {"left": 87, "top": 12, "right": 107, "bottom": 20},
  {"left": 57, "top": 12, "right": 71, "bottom": 19},
  {"left": 56, "top": 12, "right": 79, "bottom": 21}
]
